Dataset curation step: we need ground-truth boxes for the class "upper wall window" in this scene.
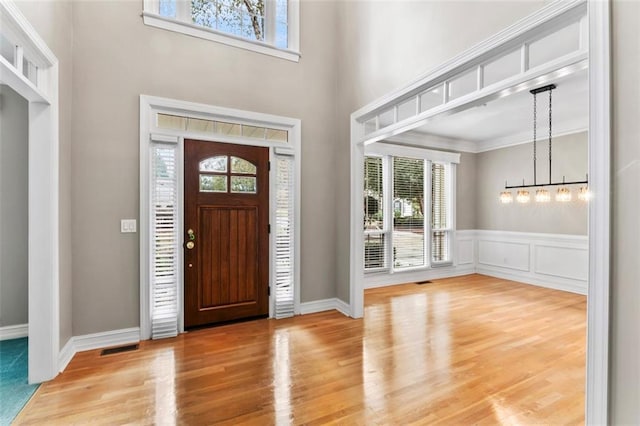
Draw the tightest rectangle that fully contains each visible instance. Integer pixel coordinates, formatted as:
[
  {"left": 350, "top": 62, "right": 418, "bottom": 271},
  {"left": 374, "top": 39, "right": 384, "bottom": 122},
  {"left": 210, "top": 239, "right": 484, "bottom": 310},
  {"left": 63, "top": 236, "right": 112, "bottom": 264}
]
[{"left": 143, "top": 0, "right": 300, "bottom": 62}]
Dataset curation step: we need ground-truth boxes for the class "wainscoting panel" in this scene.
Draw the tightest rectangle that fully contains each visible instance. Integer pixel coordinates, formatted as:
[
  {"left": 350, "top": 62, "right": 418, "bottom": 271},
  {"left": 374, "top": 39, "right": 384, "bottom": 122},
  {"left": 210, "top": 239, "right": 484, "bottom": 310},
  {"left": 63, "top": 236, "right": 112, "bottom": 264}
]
[
  {"left": 535, "top": 244, "right": 588, "bottom": 281},
  {"left": 477, "top": 239, "right": 530, "bottom": 272},
  {"left": 475, "top": 231, "right": 588, "bottom": 295},
  {"left": 456, "top": 238, "right": 474, "bottom": 265}
]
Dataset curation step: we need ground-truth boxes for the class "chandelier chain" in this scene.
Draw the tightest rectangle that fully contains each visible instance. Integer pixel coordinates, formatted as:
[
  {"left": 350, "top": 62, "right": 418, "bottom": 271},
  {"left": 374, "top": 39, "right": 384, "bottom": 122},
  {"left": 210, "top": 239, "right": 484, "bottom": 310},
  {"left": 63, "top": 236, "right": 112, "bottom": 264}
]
[
  {"left": 533, "top": 92, "right": 537, "bottom": 185},
  {"left": 548, "top": 87, "right": 553, "bottom": 184}
]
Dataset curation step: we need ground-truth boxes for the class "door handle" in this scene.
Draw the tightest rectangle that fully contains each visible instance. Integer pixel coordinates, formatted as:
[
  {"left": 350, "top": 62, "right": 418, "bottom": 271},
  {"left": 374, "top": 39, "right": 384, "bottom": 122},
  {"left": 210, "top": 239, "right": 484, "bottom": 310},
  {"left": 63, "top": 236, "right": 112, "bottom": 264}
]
[{"left": 185, "top": 229, "right": 196, "bottom": 250}]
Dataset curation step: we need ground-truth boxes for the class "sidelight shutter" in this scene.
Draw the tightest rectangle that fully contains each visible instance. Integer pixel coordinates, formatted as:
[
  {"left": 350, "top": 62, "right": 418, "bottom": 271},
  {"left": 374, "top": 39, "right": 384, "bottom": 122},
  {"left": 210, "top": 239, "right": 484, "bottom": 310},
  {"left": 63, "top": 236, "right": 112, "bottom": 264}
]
[
  {"left": 274, "top": 155, "right": 295, "bottom": 318},
  {"left": 364, "top": 156, "right": 386, "bottom": 270},
  {"left": 150, "top": 144, "right": 179, "bottom": 339},
  {"left": 392, "top": 157, "right": 425, "bottom": 269}
]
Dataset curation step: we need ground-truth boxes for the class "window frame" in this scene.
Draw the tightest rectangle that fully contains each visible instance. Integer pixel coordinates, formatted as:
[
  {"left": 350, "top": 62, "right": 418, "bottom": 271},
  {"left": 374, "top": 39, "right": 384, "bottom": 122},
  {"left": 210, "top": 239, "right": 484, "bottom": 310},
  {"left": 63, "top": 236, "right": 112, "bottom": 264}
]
[
  {"left": 430, "top": 161, "right": 454, "bottom": 267},
  {"left": 363, "top": 144, "right": 459, "bottom": 275},
  {"left": 142, "top": 0, "right": 301, "bottom": 62},
  {"left": 390, "top": 156, "right": 428, "bottom": 271},
  {"left": 363, "top": 154, "right": 389, "bottom": 272}
]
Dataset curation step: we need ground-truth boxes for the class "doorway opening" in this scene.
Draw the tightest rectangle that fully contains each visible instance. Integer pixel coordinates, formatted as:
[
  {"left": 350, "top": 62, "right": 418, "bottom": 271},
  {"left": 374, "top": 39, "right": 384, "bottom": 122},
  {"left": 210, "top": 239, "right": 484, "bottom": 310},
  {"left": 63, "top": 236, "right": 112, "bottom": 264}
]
[
  {"left": 349, "top": 0, "right": 610, "bottom": 422},
  {"left": 0, "top": 1, "right": 61, "bottom": 385}
]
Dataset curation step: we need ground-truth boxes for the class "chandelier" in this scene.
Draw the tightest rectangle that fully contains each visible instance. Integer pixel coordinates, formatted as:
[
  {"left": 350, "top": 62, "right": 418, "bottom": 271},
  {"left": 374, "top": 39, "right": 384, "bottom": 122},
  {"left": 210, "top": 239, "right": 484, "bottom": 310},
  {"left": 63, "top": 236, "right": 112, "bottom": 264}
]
[{"left": 500, "top": 84, "right": 589, "bottom": 204}]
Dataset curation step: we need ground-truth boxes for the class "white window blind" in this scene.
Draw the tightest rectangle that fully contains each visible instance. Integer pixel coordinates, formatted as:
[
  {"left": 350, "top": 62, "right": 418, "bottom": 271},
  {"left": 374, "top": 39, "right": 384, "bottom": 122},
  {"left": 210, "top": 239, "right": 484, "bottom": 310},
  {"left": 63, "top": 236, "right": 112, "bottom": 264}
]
[
  {"left": 274, "top": 155, "right": 295, "bottom": 318},
  {"left": 393, "top": 157, "right": 425, "bottom": 269},
  {"left": 431, "top": 163, "right": 451, "bottom": 263},
  {"left": 364, "top": 156, "right": 386, "bottom": 270},
  {"left": 150, "top": 144, "right": 179, "bottom": 339}
]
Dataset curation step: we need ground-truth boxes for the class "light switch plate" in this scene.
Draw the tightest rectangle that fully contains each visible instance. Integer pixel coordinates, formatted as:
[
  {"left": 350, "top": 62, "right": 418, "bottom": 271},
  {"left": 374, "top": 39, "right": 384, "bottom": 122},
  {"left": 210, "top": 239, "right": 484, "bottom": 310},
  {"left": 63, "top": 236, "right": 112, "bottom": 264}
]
[{"left": 121, "top": 219, "right": 137, "bottom": 233}]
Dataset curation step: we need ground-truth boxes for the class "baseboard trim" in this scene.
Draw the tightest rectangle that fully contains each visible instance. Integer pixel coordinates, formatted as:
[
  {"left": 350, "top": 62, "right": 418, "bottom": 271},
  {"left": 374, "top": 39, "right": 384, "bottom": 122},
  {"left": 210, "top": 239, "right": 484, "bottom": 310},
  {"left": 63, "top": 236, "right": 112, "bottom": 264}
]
[
  {"left": 364, "top": 264, "right": 476, "bottom": 289},
  {"left": 72, "top": 327, "right": 141, "bottom": 353},
  {"left": 334, "top": 299, "right": 351, "bottom": 317},
  {"left": 58, "top": 338, "right": 75, "bottom": 373},
  {"left": 57, "top": 327, "right": 141, "bottom": 373},
  {"left": 0, "top": 323, "right": 28, "bottom": 340},
  {"left": 476, "top": 267, "right": 587, "bottom": 295},
  {"left": 300, "top": 298, "right": 350, "bottom": 316}
]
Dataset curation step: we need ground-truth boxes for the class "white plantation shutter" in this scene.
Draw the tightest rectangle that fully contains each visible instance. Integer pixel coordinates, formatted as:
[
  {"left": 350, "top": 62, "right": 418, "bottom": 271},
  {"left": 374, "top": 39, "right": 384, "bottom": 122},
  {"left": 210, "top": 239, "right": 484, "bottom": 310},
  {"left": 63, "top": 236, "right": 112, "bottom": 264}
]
[
  {"left": 364, "top": 156, "right": 386, "bottom": 270},
  {"left": 431, "top": 163, "right": 450, "bottom": 263},
  {"left": 151, "top": 144, "right": 179, "bottom": 339},
  {"left": 393, "top": 157, "right": 425, "bottom": 269},
  {"left": 274, "top": 155, "right": 295, "bottom": 318}
]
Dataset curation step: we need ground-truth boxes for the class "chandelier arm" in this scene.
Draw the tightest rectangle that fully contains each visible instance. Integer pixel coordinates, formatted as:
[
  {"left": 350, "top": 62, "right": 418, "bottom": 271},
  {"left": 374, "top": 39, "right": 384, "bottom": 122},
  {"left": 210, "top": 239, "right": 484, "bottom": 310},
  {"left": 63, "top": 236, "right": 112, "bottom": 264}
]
[{"left": 505, "top": 179, "right": 589, "bottom": 189}]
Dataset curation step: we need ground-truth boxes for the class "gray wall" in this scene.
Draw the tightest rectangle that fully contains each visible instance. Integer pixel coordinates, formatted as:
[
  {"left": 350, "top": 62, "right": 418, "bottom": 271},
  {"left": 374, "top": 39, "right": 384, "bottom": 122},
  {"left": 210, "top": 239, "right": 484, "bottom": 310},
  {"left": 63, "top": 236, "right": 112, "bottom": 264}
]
[
  {"left": 0, "top": 85, "right": 28, "bottom": 327},
  {"left": 611, "top": 1, "right": 640, "bottom": 423},
  {"left": 476, "top": 132, "right": 588, "bottom": 235},
  {"left": 67, "top": 0, "right": 339, "bottom": 334},
  {"left": 16, "top": 0, "right": 74, "bottom": 349},
  {"left": 456, "top": 152, "right": 477, "bottom": 230}
]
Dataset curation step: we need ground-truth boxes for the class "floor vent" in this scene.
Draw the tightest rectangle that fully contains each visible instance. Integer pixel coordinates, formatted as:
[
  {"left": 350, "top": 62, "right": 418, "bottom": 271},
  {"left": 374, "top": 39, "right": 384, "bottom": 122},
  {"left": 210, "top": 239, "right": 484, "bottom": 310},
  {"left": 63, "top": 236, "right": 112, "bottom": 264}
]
[
  {"left": 100, "top": 344, "right": 139, "bottom": 356},
  {"left": 416, "top": 280, "right": 433, "bottom": 285}
]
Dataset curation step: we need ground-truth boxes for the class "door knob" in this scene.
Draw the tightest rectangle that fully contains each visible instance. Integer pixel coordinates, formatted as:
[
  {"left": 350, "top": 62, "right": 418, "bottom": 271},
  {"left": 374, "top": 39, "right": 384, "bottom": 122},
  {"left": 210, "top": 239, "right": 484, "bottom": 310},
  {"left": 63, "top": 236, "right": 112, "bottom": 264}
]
[{"left": 186, "top": 241, "right": 195, "bottom": 250}]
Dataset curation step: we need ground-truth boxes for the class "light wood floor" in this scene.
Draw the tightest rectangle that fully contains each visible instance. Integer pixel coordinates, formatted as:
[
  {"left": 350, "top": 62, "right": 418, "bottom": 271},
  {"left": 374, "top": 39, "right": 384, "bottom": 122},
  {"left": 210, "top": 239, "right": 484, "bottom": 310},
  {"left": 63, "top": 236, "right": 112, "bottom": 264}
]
[{"left": 16, "top": 274, "right": 586, "bottom": 425}]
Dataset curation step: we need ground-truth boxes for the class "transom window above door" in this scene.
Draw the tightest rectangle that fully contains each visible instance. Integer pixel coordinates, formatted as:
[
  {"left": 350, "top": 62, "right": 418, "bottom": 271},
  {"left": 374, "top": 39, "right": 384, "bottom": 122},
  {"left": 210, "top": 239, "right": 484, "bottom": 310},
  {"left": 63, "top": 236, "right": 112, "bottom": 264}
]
[
  {"left": 199, "top": 155, "right": 258, "bottom": 193},
  {"left": 142, "top": 0, "right": 300, "bottom": 62}
]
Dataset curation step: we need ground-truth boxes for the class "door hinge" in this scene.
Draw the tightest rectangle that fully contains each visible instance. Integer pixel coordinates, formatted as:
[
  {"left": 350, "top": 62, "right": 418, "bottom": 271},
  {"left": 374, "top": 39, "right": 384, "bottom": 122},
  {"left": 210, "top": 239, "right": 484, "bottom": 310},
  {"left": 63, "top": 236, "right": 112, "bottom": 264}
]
[
  {"left": 268, "top": 161, "right": 271, "bottom": 171},
  {"left": 268, "top": 224, "right": 271, "bottom": 234},
  {"left": 268, "top": 286, "right": 271, "bottom": 296}
]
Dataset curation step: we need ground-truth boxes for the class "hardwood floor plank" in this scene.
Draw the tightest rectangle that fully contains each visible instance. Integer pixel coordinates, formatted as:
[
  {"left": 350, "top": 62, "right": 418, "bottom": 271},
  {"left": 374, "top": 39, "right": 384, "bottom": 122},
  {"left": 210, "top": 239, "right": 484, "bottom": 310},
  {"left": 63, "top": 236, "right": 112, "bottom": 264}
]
[{"left": 15, "top": 274, "right": 585, "bottom": 425}]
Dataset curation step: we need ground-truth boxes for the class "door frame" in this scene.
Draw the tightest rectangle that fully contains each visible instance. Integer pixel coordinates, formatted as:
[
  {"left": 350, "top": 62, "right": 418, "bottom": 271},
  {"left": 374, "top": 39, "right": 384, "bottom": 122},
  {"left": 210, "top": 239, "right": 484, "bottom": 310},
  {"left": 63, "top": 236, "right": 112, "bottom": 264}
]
[
  {"left": 0, "top": 1, "right": 60, "bottom": 383},
  {"left": 139, "top": 95, "right": 301, "bottom": 337},
  {"left": 349, "top": 0, "right": 610, "bottom": 423}
]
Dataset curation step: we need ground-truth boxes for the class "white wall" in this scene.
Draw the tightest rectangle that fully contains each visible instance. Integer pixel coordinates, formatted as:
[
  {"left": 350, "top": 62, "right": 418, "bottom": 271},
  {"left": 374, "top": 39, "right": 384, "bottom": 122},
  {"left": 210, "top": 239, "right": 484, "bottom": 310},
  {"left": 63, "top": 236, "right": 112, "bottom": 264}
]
[{"left": 0, "top": 85, "right": 29, "bottom": 327}]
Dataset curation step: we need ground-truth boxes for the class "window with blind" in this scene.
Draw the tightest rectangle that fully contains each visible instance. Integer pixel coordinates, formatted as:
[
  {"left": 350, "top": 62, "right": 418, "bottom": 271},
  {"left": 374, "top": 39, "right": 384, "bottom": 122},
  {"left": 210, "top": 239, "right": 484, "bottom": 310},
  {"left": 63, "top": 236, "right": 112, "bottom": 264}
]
[
  {"left": 150, "top": 144, "right": 179, "bottom": 339},
  {"left": 363, "top": 152, "right": 455, "bottom": 273},
  {"left": 364, "top": 156, "right": 386, "bottom": 270},
  {"left": 431, "top": 163, "right": 451, "bottom": 264},
  {"left": 392, "top": 157, "right": 425, "bottom": 269},
  {"left": 274, "top": 155, "right": 295, "bottom": 318}
]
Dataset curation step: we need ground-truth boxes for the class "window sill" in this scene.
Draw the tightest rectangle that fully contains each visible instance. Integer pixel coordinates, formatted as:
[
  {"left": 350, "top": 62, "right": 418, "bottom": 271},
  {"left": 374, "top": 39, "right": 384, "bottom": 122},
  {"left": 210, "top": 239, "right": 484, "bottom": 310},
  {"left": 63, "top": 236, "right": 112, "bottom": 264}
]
[{"left": 142, "top": 12, "right": 301, "bottom": 63}]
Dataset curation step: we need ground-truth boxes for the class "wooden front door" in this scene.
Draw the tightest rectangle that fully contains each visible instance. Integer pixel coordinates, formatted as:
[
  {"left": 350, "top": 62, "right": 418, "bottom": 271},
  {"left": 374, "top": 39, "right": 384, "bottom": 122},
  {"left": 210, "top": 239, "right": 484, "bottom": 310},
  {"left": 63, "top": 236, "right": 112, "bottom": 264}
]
[{"left": 184, "top": 139, "right": 269, "bottom": 328}]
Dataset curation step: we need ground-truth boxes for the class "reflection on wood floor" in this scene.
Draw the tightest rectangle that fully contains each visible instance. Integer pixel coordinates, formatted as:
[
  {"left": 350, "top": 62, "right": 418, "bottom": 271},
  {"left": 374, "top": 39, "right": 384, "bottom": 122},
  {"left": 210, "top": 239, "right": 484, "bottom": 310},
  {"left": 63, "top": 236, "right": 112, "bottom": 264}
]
[{"left": 15, "top": 274, "right": 586, "bottom": 425}]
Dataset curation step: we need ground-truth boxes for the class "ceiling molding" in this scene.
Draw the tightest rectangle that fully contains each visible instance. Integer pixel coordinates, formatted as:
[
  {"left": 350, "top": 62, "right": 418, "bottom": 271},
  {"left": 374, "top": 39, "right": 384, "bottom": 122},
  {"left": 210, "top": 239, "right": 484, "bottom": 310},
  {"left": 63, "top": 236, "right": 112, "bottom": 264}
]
[
  {"left": 385, "top": 133, "right": 477, "bottom": 153},
  {"left": 402, "top": 127, "right": 588, "bottom": 154},
  {"left": 474, "top": 126, "right": 588, "bottom": 153}
]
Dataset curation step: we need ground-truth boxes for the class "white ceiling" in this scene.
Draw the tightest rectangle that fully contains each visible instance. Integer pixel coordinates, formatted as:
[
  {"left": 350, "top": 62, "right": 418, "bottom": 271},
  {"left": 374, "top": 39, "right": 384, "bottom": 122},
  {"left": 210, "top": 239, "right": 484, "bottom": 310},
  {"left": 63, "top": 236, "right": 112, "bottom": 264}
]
[{"left": 402, "top": 67, "right": 588, "bottom": 151}]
